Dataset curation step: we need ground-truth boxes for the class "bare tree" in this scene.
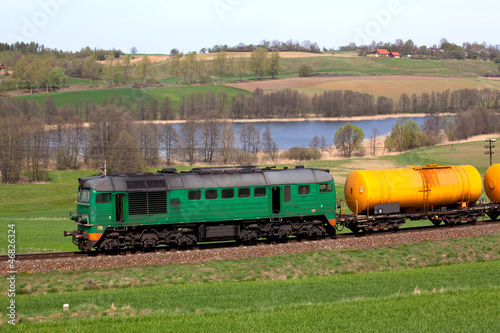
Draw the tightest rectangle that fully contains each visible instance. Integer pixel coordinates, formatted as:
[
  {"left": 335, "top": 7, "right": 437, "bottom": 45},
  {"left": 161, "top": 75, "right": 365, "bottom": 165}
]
[
  {"left": 107, "top": 131, "right": 143, "bottom": 174},
  {"left": 309, "top": 135, "right": 320, "bottom": 149},
  {"left": 370, "top": 128, "right": 379, "bottom": 156},
  {"left": 138, "top": 122, "right": 160, "bottom": 166},
  {"left": 238, "top": 123, "right": 261, "bottom": 159},
  {"left": 200, "top": 110, "right": 222, "bottom": 163},
  {"left": 262, "top": 127, "right": 278, "bottom": 161},
  {"left": 219, "top": 120, "right": 235, "bottom": 164},
  {"left": 159, "top": 123, "right": 178, "bottom": 164},
  {"left": 178, "top": 117, "right": 199, "bottom": 164}
]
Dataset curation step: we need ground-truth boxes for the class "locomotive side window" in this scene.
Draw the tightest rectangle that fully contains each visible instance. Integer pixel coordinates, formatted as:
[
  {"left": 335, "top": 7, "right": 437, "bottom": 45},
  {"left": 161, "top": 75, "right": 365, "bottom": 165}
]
[
  {"left": 319, "top": 183, "right": 333, "bottom": 193},
  {"left": 96, "top": 193, "right": 111, "bottom": 203},
  {"left": 284, "top": 186, "right": 291, "bottom": 202},
  {"left": 79, "top": 189, "right": 91, "bottom": 203},
  {"left": 188, "top": 190, "right": 201, "bottom": 200},
  {"left": 205, "top": 189, "right": 218, "bottom": 200},
  {"left": 254, "top": 187, "right": 266, "bottom": 197},
  {"left": 222, "top": 189, "right": 234, "bottom": 199},
  {"left": 298, "top": 185, "right": 310, "bottom": 195},
  {"left": 238, "top": 188, "right": 251, "bottom": 198}
]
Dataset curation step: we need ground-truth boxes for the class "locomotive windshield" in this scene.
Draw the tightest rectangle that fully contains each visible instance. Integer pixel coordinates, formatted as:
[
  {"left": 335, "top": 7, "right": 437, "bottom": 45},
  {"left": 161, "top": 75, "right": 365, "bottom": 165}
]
[{"left": 78, "top": 189, "right": 91, "bottom": 203}]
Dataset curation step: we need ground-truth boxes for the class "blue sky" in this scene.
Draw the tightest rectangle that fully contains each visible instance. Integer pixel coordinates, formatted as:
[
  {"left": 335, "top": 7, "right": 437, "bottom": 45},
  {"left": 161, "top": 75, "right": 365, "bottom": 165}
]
[{"left": 1, "top": 0, "right": 499, "bottom": 53}]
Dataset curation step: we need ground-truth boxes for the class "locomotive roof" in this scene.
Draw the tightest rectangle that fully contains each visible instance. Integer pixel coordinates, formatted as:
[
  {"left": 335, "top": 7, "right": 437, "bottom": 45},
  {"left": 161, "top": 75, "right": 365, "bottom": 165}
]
[{"left": 79, "top": 166, "right": 333, "bottom": 192}]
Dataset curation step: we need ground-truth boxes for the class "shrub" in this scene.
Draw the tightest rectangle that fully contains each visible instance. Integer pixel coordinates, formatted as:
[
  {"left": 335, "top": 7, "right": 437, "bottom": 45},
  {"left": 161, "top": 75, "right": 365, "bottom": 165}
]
[
  {"left": 283, "top": 146, "right": 321, "bottom": 161},
  {"left": 298, "top": 64, "right": 313, "bottom": 77}
]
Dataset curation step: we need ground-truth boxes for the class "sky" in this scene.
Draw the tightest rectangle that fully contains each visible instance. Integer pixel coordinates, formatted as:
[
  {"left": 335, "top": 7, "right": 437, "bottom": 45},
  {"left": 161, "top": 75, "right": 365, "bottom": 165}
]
[{"left": 1, "top": 0, "right": 499, "bottom": 54}]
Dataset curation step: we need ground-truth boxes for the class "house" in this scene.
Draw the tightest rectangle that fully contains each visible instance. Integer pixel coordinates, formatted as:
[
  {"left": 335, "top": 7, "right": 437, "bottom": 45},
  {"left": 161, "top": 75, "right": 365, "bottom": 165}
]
[
  {"left": 0, "top": 63, "right": 5, "bottom": 71},
  {"left": 373, "top": 49, "right": 390, "bottom": 57},
  {"left": 389, "top": 52, "right": 400, "bottom": 58}
]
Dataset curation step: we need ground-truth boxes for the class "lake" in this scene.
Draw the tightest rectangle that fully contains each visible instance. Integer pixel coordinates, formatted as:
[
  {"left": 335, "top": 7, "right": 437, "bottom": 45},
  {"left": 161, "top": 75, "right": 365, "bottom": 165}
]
[{"left": 173, "top": 116, "right": 430, "bottom": 149}]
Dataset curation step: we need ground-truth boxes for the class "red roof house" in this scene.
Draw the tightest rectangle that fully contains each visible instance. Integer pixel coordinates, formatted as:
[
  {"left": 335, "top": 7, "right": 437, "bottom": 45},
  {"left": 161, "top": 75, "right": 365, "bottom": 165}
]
[
  {"left": 390, "top": 52, "right": 401, "bottom": 58},
  {"left": 373, "top": 49, "right": 390, "bottom": 57}
]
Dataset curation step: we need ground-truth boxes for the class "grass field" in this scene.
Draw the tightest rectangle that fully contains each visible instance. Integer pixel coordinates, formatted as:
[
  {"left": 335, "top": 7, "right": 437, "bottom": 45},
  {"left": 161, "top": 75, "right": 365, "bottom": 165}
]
[
  {"left": 0, "top": 139, "right": 497, "bottom": 254},
  {"left": 1, "top": 141, "right": 500, "bottom": 330},
  {"left": 10, "top": 84, "right": 251, "bottom": 108},
  {"left": 2, "top": 260, "right": 499, "bottom": 331}
]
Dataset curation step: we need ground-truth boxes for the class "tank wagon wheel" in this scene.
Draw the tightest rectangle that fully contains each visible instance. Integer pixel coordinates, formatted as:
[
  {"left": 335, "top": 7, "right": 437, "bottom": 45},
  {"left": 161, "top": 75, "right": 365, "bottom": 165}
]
[
  {"left": 347, "top": 223, "right": 360, "bottom": 234},
  {"left": 430, "top": 218, "right": 442, "bottom": 226},
  {"left": 486, "top": 212, "right": 499, "bottom": 221}
]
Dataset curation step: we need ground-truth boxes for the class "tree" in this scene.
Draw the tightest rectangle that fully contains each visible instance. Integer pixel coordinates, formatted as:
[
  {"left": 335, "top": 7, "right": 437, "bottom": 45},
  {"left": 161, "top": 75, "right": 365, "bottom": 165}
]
[
  {"left": 268, "top": 52, "right": 281, "bottom": 79},
  {"left": 130, "top": 46, "right": 138, "bottom": 54},
  {"left": 219, "top": 120, "right": 235, "bottom": 164},
  {"left": 309, "top": 135, "right": 320, "bottom": 149},
  {"left": 235, "top": 56, "right": 248, "bottom": 81},
  {"left": 169, "top": 53, "right": 182, "bottom": 83},
  {"left": 370, "top": 128, "right": 379, "bottom": 156},
  {"left": 121, "top": 55, "right": 132, "bottom": 84},
  {"left": 159, "top": 96, "right": 174, "bottom": 120},
  {"left": 384, "top": 119, "right": 421, "bottom": 151},
  {"left": 135, "top": 55, "right": 153, "bottom": 84},
  {"left": 102, "top": 56, "right": 115, "bottom": 87},
  {"left": 249, "top": 48, "right": 268, "bottom": 79},
  {"left": 262, "top": 127, "right": 278, "bottom": 161},
  {"left": 334, "top": 122, "right": 364, "bottom": 158},
  {"left": 178, "top": 117, "right": 199, "bottom": 164},
  {"left": 212, "top": 50, "right": 228, "bottom": 81},
  {"left": 238, "top": 123, "right": 260, "bottom": 158},
  {"left": 200, "top": 110, "right": 221, "bottom": 163},
  {"left": 82, "top": 56, "right": 100, "bottom": 84},
  {"left": 40, "top": 57, "right": 58, "bottom": 92},
  {"left": 107, "top": 131, "right": 143, "bottom": 174},
  {"left": 159, "top": 123, "right": 178, "bottom": 164}
]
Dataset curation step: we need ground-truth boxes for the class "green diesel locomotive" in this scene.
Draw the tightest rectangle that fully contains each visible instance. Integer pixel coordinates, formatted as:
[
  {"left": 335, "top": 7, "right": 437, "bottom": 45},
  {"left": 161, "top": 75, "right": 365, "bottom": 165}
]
[{"left": 65, "top": 166, "right": 337, "bottom": 252}]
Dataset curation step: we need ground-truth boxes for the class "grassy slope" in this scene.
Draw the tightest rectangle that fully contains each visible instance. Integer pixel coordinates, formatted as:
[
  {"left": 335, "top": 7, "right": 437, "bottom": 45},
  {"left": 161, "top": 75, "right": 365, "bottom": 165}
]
[
  {"left": 0, "top": 140, "right": 497, "bottom": 254},
  {"left": 279, "top": 56, "right": 498, "bottom": 76},
  {"left": 4, "top": 261, "right": 499, "bottom": 331},
  {"left": 1, "top": 142, "right": 499, "bottom": 330},
  {"left": 6, "top": 55, "right": 499, "bottom": 107},
  {"left": 9, "top": 84, "right": 251, "bottom": 108}
]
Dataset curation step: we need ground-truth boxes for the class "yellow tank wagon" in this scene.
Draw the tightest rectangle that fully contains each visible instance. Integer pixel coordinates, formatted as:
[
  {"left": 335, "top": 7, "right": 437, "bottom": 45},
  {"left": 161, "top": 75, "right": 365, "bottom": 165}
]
[{"left": 344, "top": 164, "right": 482, "bottom": 215}]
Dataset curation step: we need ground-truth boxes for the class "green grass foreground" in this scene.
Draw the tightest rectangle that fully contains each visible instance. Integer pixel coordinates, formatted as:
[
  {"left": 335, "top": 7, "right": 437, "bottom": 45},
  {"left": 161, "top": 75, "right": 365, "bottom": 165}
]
[{"left": 2, "top": 261, "right": 499, "bottom": 332}]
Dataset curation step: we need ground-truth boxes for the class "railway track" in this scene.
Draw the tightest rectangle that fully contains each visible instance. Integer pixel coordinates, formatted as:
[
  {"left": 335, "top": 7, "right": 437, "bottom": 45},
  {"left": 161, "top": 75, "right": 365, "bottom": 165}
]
[{"left": 2, "top": 220, "right": 498, "bottom": 262}]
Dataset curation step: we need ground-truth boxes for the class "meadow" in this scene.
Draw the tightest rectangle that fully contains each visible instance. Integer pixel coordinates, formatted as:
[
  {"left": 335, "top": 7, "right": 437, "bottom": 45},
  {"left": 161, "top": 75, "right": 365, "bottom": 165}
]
[
  {"left": 0, "top": 139, "right": 497, "bottom": 254},
  {"left": 10, "top": 84, "right": 251, "bottom": 109},
  {"left": 1, "top": 141, "right": 499, "bottom": 331},
  {"left": 6, "top": 53, "right": 500, "bottom": 111}
]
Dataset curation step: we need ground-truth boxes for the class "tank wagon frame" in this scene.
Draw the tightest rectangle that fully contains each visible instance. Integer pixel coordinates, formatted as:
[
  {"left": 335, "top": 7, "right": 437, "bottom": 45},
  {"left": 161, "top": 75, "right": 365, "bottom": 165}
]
[
  {"left": 65, "top": 166, "right": 337, "bottom": 252},
  {"left": 336, "top": 201, "right": 500, "bottom": 233}
]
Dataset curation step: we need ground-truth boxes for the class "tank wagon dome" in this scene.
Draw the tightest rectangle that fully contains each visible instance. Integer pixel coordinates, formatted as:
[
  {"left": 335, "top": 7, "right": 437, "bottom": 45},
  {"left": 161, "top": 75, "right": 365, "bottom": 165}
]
[
  {"left": 344, "top": 164, "right": 482, "bottom": 215},
  {"left": 78, "top": 166, "right": 333, "bottom": 192},
  {"left": 484, "top": 164, "right": 500, "bottom": 203}
]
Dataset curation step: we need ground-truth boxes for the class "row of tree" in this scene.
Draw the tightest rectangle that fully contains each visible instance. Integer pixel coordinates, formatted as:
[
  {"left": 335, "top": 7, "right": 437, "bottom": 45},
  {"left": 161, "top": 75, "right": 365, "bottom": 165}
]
[
  {"left": 1, "top": 87, "right": 499, "bottom": 126},
  {"left": 2, "top": 103, "right": 499, "bottom": 183},
  {"left": 169, "top": 49, "right": 282, "bottom": 84},
  {"left": 332, "top": 107, "right": 500, "bottom": 158},
  {"left": 341, "top": 38, "right": 500, "bottom": 61},
  {"left": 197, "top": 39, "right": 322, "bottom": 55},
  {"left": 0, "top": 105, "right": 280, "bottom": 183}
]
